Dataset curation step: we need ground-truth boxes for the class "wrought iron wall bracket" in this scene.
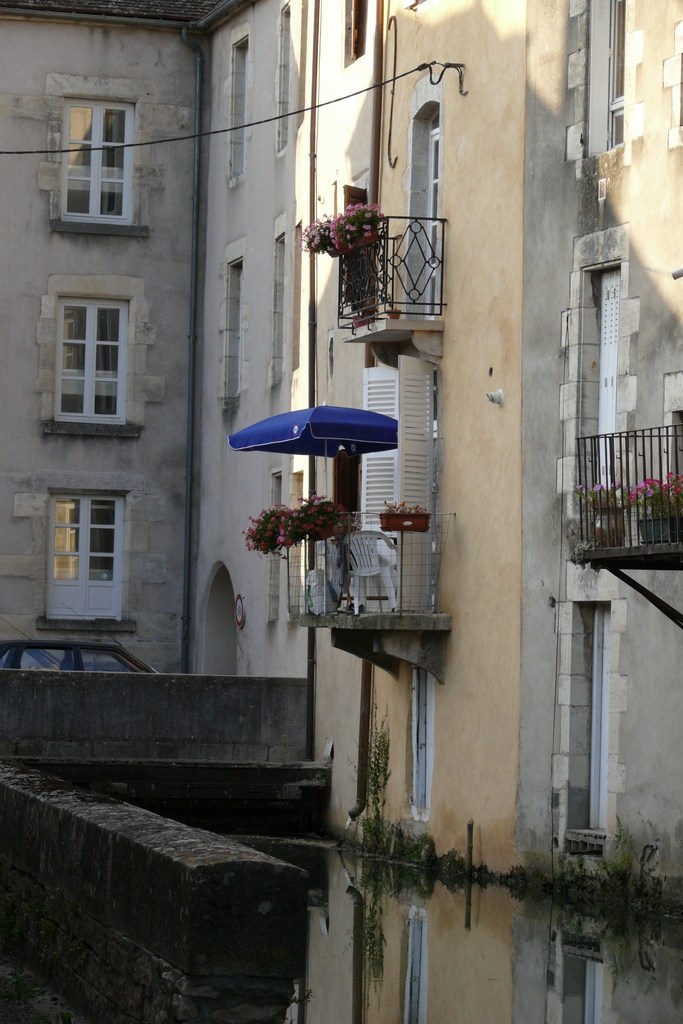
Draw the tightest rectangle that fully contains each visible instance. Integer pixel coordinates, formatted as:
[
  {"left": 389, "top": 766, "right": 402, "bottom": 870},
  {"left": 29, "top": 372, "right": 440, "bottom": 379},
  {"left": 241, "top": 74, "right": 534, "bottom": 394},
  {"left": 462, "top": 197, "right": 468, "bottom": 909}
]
[
  {"left": 417, "top": 61, "right": 468, "bottom": 94},
  {"left": 606, "top": 567, "right": 683, "bottom": 631}
]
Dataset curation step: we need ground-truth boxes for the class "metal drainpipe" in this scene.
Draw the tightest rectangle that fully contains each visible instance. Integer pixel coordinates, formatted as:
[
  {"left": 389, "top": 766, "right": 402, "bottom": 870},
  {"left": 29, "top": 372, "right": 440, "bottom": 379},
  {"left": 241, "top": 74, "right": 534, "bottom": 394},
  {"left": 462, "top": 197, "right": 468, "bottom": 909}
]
[
  {"left": 348, "top": 0, "right": 385, "bottom": 821},
  {"left": 180, "top": 26, "right": 203, "bottom": 674},
  {"left": 306, "top": 0, "right": 321, "bottom": 760}
]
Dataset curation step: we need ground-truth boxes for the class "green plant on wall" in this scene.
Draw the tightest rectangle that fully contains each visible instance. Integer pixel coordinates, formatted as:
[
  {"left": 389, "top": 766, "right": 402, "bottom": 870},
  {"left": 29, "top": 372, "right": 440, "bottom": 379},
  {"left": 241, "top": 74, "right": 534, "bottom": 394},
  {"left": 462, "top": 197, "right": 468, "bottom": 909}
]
[{"left": 361, "top": 709, "right": 392, "bottom": 856}]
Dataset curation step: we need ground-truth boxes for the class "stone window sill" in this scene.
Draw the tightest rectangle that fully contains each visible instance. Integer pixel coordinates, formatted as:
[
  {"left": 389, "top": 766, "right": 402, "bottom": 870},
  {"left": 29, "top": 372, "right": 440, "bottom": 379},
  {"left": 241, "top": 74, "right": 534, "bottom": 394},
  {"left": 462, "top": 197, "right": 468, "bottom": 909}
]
[
  {"left": 50, "top": 220, "right": 150, "bottom": 238},
  {"left": 43, "top": 421, "right": 142, "bottom": 438},
  {"left": 36, "top": 617, "right": 136, "bottom": 633}
]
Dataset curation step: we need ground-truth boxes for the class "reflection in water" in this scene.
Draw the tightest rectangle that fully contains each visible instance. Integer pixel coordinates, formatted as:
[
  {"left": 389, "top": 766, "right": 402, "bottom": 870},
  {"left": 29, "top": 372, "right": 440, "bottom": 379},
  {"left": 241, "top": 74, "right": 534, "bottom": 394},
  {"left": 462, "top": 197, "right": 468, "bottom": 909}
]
[
  {"left": 244, "top": 838, "right": 683, "bottom": 1024},
  {"left": 404, "top": 907, "right": 428, "bottom": 1024}
]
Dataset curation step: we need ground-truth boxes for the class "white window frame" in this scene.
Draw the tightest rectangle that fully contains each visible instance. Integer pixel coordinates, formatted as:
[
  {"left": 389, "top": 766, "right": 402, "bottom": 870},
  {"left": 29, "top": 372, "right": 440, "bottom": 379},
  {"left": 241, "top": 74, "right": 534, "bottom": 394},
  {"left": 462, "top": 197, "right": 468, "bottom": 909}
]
[
  {"left": 224, "top": 260, "right": 243, "bottom": 400},
  {"left": 230, "top": 36, "right": 249, "bottom": 180},
  {"left": 48, "top": 495, "right": 125, "bottom": 620},
  {"left": 276, "top": 5, "right": 291, "bottom": 153},
  {"left": 271, "top": 233, "right": 286, "bottom": 386},
  {"left": 55, "top": 299, "right": 128, "bottom": 424},
  {"left": 61, "top": 100, "right": 134, "bottom": 223}
]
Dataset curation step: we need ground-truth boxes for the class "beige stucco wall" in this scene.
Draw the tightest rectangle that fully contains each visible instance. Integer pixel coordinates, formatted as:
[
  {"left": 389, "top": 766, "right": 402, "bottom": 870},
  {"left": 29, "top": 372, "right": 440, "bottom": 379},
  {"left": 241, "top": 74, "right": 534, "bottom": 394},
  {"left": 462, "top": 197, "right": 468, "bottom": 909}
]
[{"left": 309, "top": 0, "right": 526, "bottom": 871}]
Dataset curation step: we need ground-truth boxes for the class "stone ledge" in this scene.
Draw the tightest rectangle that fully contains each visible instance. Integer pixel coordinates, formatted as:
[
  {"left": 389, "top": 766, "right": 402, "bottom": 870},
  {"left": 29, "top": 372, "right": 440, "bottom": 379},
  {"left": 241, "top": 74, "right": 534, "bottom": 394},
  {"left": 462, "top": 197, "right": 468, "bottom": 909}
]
[
  {"left": 49, "top": 220, "right": 149, "bottom": 237},
  {"left": 35, "top": 617, "right": 137, "bottom": 632},
  {"left": 43, "top": 420, "right": 142, "bottom": 437}
]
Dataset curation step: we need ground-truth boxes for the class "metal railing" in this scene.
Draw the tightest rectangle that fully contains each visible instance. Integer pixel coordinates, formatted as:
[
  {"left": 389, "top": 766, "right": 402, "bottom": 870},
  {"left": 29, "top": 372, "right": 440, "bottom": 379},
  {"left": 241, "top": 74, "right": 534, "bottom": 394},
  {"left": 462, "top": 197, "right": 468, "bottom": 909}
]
[
  {"left": 337, "top": 216, "right": 446, "bottom": 328},
  {"left": 286, "top": 513, "right": 451, "bottom": 619},
  {"left": 576, "top": 426, "right": 683, "bottom": 550}
]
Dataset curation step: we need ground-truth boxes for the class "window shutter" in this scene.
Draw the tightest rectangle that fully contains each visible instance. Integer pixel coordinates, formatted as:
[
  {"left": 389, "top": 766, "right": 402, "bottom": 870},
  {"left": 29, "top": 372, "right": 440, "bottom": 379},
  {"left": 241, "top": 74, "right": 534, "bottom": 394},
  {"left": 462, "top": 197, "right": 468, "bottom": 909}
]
[
  {"left": 398, "top": 355, "right": 433, "bottom": 509},
  {"left": 361, "top": 366, "right": 398, "bottom": 515},
  {"left": 588, "top": 0, "right": 610, "bottom": 155}
]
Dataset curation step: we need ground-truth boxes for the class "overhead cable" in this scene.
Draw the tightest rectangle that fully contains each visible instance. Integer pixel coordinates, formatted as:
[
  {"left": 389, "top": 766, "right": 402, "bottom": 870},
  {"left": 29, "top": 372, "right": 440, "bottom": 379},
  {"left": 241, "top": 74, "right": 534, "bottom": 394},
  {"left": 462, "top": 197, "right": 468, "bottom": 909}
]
[{"left": 0, "top": 61, "right": 465, "bottom": 157}]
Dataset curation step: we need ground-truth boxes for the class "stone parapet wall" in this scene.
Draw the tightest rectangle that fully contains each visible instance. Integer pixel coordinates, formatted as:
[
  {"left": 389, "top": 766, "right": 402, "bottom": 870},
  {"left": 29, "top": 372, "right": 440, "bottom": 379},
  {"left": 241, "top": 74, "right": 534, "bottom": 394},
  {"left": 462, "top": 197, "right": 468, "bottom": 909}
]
[
  {"left": 0, "top": 671, "right": 307, "bottom": 761},
  {"left": 0, "top": 761, "right": 308, "bottom": 980},
  {"left": 0, "top": 859, "right": 296, "bottom": 1024}
]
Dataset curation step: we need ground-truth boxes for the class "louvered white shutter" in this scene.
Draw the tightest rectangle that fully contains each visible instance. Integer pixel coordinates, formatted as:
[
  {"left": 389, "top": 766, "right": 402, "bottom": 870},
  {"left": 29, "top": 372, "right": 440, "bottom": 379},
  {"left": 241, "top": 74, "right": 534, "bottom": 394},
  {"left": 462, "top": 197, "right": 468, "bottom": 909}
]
[
  {"left": 398, "top": 355, "right": 433, "bottom": 509},
  {"left": 361, "top": 366, "right": 399, "bottom": 515}
]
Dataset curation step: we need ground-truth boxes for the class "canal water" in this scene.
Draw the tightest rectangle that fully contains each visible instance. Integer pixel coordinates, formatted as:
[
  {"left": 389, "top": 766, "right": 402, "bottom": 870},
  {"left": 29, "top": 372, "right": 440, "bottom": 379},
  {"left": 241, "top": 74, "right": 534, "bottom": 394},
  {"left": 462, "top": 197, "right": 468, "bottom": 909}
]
[
  {"left": 4, "top": 834, "right": 683, "bottom": 1023},
  {"left": 237, "top": 837, "right": 683, "bottom": 1024}
]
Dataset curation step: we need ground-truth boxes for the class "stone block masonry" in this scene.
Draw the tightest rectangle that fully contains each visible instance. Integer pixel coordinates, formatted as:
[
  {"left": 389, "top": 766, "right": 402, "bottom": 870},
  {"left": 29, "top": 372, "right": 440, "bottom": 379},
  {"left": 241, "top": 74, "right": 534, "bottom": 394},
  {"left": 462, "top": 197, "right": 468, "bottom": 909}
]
[
  {"left": 0, "top": 761, "right": 308, "bottom": 981},
  {"left": 0, "top": 672, "right": 307, "bottom": 762}
]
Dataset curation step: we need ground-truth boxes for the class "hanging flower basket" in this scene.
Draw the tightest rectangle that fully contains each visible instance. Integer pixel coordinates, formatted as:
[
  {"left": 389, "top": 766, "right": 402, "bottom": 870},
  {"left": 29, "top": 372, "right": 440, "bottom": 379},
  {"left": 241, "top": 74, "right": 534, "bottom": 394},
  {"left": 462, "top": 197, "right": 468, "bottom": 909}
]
[
  {"left": 301, "top": 204, "right": 384, "bottom": 257},
  {"left": 245, "top": 496, "right": 346, "bottom": 554}
]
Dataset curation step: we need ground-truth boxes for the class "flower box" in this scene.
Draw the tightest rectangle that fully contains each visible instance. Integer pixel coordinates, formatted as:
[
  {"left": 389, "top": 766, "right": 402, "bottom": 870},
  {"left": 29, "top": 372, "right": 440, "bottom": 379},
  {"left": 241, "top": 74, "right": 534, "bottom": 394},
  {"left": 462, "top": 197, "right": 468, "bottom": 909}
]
[
  {"left": 328, "top": 230, "right": 380, "bottom": 258},
  {"left": 638, "top": 517, "right": 683, "bottom": 544},
  {"left": 380, "top": 512, "right": 431, "bottom": 533}
]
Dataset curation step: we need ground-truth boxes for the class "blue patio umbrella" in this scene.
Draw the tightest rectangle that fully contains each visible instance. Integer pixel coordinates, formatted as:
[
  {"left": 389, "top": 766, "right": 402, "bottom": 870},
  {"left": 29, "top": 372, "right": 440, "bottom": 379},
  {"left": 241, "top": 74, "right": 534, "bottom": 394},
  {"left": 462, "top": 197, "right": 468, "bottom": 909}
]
[{"left": 228, "top": 405, "right": 398, "bottom": 457}]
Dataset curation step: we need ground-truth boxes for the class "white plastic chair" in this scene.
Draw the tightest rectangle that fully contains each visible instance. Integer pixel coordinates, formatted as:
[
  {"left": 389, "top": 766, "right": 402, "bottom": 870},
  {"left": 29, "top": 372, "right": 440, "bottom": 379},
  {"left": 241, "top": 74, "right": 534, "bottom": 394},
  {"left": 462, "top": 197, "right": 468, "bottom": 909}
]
[{"left": 349, "top": 531, "right": 398, "bottom": 614}]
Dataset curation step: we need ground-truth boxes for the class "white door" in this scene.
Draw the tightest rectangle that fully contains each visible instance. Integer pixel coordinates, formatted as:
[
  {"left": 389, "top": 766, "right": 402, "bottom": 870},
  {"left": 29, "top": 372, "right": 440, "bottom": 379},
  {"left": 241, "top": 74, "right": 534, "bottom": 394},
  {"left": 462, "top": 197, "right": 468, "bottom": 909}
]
[
  {"left": 598, "top": 269, "right": 619, "bottom": 436},
  {"left": 361, "top": 366, "right": 399, "bottom": 517},
  {"left": 412, "top": 667, "right": 435, "bottom": 819},
  {"left": 590, "top": 605, "right": 611, "bottom": 830}
]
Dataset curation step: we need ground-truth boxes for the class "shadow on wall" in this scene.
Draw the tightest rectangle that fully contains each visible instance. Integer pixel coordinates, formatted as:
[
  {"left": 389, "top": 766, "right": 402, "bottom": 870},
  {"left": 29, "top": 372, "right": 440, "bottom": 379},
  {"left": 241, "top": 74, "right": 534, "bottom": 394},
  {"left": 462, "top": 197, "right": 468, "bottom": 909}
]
[{"left": 204, "top": 564, "right": 237, "bottom": 674}]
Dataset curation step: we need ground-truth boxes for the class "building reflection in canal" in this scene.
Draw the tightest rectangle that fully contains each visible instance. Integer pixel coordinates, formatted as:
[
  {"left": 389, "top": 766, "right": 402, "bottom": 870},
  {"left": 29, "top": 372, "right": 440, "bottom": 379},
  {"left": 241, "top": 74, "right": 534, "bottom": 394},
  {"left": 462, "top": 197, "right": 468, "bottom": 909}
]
[{"left": 266, "top": 841, "right": 683, "bottom": 1024}]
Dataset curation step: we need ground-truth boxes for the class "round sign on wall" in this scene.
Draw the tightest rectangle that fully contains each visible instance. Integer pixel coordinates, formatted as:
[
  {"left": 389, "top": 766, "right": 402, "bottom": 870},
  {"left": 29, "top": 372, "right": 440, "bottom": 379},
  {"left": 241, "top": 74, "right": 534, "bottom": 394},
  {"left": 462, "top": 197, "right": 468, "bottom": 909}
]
[{"left": 234, "top": 593, "right": 246, "bottom": 629}]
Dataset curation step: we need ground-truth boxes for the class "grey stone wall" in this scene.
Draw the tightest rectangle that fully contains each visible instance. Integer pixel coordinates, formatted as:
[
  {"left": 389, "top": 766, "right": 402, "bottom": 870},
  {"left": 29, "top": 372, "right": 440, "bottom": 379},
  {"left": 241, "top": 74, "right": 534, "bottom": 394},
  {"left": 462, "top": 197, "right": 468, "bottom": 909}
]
[{"left": 0, "top": 671, "right": 307, "bottom": 761}]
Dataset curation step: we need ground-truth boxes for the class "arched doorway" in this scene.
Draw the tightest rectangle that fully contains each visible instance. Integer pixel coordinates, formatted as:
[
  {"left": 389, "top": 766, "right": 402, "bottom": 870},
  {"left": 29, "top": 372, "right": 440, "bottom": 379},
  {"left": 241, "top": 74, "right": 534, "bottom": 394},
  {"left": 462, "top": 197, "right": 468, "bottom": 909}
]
[{"left": 203, "top": 564, "right": 237, "bottom": 675}]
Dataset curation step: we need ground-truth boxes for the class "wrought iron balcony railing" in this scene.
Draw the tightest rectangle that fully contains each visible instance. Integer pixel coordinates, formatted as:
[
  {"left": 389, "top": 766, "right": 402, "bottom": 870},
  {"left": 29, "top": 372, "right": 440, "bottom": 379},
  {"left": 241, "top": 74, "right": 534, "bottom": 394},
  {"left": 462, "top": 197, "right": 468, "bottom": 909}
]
[
  {"left": 337, "top": 216, "right": 446, "bottom": 328},
  {"left": 576, "top": 426, "right": 683, "bottom": 562},
  {"left": 286, "top": 512, "right": 451, "bottom": 620}
]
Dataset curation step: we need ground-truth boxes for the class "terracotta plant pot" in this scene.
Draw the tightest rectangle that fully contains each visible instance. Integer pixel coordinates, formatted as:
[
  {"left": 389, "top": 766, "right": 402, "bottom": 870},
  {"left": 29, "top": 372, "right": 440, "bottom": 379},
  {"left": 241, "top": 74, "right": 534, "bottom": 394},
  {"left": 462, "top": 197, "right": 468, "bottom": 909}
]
[
  {"left": 380, "top": 512, "right": 431, "bottom": 533},
  {"left": 353, "top": 314, "right": 374, "bottom": 329},
  {"left": 594, "top": 512, "right": 624, "bottom": 547},
  {"left": 314, "top": 523, "right": 336, "bottom": 541},
  {"left": 387, "top": 310, "right": 402, "bottom": 320}
]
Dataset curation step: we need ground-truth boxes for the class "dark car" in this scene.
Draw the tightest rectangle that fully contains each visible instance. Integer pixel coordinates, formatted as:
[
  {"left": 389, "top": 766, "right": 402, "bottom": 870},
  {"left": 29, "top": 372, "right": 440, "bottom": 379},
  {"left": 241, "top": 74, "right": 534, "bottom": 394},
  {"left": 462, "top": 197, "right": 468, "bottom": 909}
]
[{"left": 0, "top": 641, "right": 156, "bottom": 673}]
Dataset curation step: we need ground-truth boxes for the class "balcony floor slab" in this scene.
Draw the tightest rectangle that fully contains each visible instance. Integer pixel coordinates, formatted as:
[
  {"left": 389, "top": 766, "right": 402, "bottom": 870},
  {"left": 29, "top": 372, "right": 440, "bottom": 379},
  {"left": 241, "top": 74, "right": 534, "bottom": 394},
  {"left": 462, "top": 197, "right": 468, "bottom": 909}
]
[
  {"left": 299, "top": 612, "right": 451, "bottom": 682},
  {"left": 299, "top": 612, "right": 451, "bottom": 631}
]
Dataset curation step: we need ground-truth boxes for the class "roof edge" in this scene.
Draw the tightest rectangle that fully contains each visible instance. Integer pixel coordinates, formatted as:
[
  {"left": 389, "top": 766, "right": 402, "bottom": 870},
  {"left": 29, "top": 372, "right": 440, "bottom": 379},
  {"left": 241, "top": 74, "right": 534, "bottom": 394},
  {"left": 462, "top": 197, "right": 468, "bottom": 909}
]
[{"left": 0, "top": 6, "right": 192, "bottom": 28}]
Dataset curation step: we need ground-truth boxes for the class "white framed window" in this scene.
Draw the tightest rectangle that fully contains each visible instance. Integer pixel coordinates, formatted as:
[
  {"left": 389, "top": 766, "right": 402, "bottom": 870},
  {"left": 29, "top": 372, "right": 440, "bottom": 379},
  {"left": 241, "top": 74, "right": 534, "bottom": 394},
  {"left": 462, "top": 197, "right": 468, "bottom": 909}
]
[
  {"left": 62, "top": 101, "right": 134, "bottom": 222},
  {"left": 589, "top": 0, "right": 626, "bottom": 153},
  {"left": 277, "top": 6, "right": 291, "bottom": 153},
  {"left": 56, "top": 300, "right": 127, "bottom": 423},
  {"left": 49, "top": 495, "right": 124, "bottom": 619},
  {"left": 225, "top": 260, "right": 243, "bottom": 400},
  {"left": 231, "top": 37, "right": 249, "bottom": 179}
]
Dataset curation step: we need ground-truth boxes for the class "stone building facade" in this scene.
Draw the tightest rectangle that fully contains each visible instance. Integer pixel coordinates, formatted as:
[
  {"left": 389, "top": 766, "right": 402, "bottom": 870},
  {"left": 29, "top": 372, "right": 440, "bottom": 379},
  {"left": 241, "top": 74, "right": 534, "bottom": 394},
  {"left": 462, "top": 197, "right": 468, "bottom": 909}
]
[{"left": 0, "top": 1, "right": 214, "bottom": 669}]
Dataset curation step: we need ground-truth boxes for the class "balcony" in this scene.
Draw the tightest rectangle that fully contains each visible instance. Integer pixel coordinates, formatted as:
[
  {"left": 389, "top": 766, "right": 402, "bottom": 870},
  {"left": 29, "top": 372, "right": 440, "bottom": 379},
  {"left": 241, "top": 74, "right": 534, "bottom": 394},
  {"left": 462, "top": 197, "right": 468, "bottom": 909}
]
[
  {"left": 576, "top": 426, "right": 683, "bottom": 570},
  {"left": 287, "top": 513, "right": 452, "bottom": 681},
  {"left": 337, "top": 217, "right": 446, "bottom": 338}
]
